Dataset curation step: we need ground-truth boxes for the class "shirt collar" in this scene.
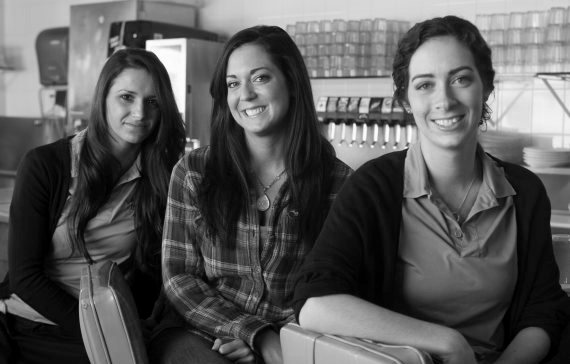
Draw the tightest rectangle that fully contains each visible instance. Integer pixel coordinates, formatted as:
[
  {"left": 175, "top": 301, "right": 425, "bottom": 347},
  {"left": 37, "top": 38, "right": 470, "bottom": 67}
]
[
  {"left": 403, "top": 142, "right": 516, "bottom": 200},
  {"left": 70, "top": 129, "right": 142, "bottom": 184}
]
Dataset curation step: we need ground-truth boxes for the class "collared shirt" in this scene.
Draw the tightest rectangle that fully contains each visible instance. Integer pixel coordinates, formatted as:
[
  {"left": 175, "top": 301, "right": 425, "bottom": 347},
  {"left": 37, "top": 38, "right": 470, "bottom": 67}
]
[
  {"left": 162, "top": 147, "right": 352, "bottom": 348},
  {"left": 3, "top": 130, "right": 141, "bottom": 323},
  {"left": 395, "top": 142, "right": 518, "bottom": 362}
]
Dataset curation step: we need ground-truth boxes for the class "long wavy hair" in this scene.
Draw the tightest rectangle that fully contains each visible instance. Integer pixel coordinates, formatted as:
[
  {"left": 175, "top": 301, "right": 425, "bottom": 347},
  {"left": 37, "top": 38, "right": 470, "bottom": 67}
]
[
  {"left": 199, "top": 25, "right": 336, "bottom": 247},
  {"left": 392, "top": 15, "right": 495, "bottom": 125},
  {"left": 67, "top": 48, "right": 185, "bottom": 276}
]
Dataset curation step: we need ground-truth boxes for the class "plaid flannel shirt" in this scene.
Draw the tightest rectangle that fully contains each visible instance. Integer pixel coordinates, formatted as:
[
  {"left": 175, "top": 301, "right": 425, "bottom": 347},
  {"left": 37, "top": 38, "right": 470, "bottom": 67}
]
[{"left": 162, "top": 147, "right": 352, "bottom": 348}]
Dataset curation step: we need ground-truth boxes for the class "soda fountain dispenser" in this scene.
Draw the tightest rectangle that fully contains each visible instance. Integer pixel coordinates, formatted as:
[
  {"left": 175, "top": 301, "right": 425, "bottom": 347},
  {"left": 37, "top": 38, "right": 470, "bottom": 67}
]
[
  {"left": 336, "top": 97, "right": 350, "bottom": 146},
  {"left": 368, "top": 97, "right": 383, "bottom": 148},
  {"left": 404, "top": 106, "right": 416, "bottom": 148},
  {"left": 357, "top": 97, "right": 371, "bottom": 148},
  {"left": 347, "top": 97, "right": 361, "bottom": 147},
  {"left": 391, "top": 99, "right": 406, "bottom": 149},
  {"left": 380, "top": 97, "right": 394, "bottom": 149},
  {"left": 316, "top": 96, "right": 329, "bottom": 139},
  {"left": 325, "top": 96, "right": 339, "bottom": 142}
]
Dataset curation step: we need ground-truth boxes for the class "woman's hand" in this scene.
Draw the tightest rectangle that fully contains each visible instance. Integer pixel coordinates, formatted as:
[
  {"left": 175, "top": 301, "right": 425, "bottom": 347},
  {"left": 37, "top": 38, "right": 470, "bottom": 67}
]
[
  {"left": 433, "top": 330, "right": 477, "bottom": 364},
  {"left": 253, "top": 329, "right": 283, "bottom": 364},
  {"left": 212, "top": 338, "right": 255, "bottom": 363}
]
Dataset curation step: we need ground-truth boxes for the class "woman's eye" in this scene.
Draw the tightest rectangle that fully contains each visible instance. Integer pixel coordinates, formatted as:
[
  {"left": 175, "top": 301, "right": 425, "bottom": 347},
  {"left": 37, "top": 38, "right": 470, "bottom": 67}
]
[
  {"left": 227, "top": 81, "right": 238, "bottom": 89},
  {"left": 452, "top": 75, "right": 472, "bottom": 86},
  {"left": 253, "top": 74, "right": 269, "bottom": 83},
  {"left": 120, "top": 94, "right": 134, "bottom": 102},
  {"left": 147, "top": 98, "right": 159, "bottom": 108},
  {"left": 415, "top": 82, "right": 431, "bottom": 91}
]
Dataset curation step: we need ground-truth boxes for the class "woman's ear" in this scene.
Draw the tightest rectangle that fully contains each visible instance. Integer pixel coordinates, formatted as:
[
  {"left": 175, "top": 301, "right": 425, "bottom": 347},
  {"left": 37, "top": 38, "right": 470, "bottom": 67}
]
[{"left": 483, "top": 89, "right": 492, "bottom": 103}]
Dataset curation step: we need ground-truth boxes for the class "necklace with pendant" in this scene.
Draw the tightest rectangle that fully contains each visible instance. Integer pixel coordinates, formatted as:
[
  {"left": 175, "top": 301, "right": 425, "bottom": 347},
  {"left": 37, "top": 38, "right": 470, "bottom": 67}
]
[{"left": 255, "top": 169, "right": 286, "bottom": 212}]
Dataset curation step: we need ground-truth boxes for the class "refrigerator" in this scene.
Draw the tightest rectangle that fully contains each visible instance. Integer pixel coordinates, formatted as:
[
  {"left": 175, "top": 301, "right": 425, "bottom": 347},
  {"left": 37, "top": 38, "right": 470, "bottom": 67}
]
[{"left": 146, "top": 38, "right": 223, "bottom": 147}]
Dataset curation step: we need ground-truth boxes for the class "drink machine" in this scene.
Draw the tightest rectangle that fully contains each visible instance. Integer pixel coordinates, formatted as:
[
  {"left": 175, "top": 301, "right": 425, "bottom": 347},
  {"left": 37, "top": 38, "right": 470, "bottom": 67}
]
[
  {"left": 391, "top": 99, "right": 406, "bottom": 149},
  {"left": 380, "top": 97, "right": 394, "bottom": 149},
  {"left": 316, "top": 96, "right": 329, "bottom": 138},
  {"left": 347, "top": 97, "right": 361, "bottom": 147},
  {"left": 357, "top": 97, "right": 371, "bottom": 148},
  {"left": 325, "top": 97, "right": 339, "bottom": 142},
  {"left": 368, "top": 97, "right": 383, "bottom": 148},
  {"left": 146, "top": 38, "right": 223, "bottom": 147},
  {"left": 336, "top": 97, "right": 350, "bottom": 145}
]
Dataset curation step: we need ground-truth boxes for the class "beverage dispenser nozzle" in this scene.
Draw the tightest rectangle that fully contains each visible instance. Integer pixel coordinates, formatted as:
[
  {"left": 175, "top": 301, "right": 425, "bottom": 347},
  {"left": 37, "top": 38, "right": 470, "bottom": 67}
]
[
  {"left": 347, "top": 97, "right": 361, "bottom": 147},
  {"left": 328, "top": 123, "right": 336, "bottom": 142},
  {"left": 380, "top": 97, "right": 394, "bottom": 149},
  {"left": 367, "top": 97, "right": 382, "bottom": 149},
  {"left": 404, "top": 110, "right": 416, "bottom": 149},
  {"left": 323, "top": 96, "right": 339, "bottom": 143},
  {"left": 315, "top": 96, "right": 331, "bottom": 140},
  {"left": 359, "top": 119, "right": 368, "bottom": 148},
  {"left": 371, "top": 124, "right": 379, "bottom": 148},
  {"left": 336, "top": 97, "right": 350, "bottom": 146},
  {"left": 391, "top": 100, "right": 405, "bottom": 149}
]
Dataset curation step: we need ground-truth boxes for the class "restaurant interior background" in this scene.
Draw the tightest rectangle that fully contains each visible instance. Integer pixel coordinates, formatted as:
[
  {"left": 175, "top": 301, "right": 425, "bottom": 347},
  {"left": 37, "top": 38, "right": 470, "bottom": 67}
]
[{"left": 0, "top": 0, "right": 569, "bottom": 277}]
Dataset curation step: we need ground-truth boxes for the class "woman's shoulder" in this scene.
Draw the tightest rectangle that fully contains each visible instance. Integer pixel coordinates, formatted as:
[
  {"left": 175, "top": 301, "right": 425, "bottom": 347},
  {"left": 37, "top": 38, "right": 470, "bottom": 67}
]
[
  {"left": 331, "top": 157, "right": 354, "bottom": 178},
  {"left": 352, "top": 149, "right": 407, "bottom": 183},
  {"left": 20, "top": 137, "right": 70, "bottom": 170},
  {"left": 179, "top": 146, "right": 209, "bottom": 170},
  {"left": 488, "top": 154, "right": 544, "bottom": 190}
]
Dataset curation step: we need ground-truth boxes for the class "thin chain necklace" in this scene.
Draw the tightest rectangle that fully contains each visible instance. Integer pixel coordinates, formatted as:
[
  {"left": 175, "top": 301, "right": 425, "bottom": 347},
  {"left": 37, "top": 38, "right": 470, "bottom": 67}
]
[
  {"left": 452, "top": 173, "right": 477, "bottom": 223},
  {"left": 255, "top": 170, "right": 286, "bottom": 212}
]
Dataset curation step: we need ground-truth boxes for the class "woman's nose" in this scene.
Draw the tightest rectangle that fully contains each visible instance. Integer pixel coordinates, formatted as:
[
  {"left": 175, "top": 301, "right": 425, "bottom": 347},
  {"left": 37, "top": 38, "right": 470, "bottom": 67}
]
[
  {"left": 433, "top": 85, "right": 456, "bottom": 110},
  {"left": 239, "top": 82, "right": 256, "bottom": 101},
  {"left": 131, "top": 100, "right": 145, "bottom": 119}
]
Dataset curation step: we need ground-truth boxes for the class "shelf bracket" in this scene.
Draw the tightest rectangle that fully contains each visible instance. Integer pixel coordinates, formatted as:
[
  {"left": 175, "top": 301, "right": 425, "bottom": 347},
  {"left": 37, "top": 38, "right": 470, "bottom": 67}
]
[
  {"left": 539, "top": 78, "right": 570, "bottom": 119},
  {"left": 494, "top": 83, "right": 531, "bottom": 126}
]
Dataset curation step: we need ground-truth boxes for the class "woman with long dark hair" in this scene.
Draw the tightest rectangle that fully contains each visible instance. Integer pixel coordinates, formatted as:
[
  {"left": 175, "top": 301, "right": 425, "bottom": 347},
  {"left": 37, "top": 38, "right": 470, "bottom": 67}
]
[
  {"left": 0, "top": 48, "right": 185, "bottom": 363},
  {"left": 150, "top": 25, "right": 352, "bottom": 364}
]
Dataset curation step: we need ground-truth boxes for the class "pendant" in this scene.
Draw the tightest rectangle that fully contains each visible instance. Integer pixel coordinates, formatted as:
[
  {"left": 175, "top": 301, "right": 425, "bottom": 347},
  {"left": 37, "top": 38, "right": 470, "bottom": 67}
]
[{"left": 256, "top": 193, "right": 271, "bottom": 212}]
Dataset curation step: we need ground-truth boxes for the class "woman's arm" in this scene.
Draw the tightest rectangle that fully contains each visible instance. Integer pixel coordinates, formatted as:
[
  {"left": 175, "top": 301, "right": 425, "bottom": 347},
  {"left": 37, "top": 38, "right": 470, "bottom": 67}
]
[
  {"left": 494, "top": 327, "right": 549, "bottom": 364},
  {"left": 299, "top": 294, "right": 476, "bottom": 364},
  {"left": 8, "top": 148, "right": 80, "bottom": 334},
  {"left": 162, "top": 158, "right": 273, "bottom": 349}
]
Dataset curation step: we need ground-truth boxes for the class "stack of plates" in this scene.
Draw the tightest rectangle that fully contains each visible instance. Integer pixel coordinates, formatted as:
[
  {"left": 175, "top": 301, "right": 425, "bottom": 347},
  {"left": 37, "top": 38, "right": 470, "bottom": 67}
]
[
  {"left": 479, "top": 131, "right": 526, "bottom": 163},
  {"left": 523, "top": 147, "right": 570, "bottom": 168}
]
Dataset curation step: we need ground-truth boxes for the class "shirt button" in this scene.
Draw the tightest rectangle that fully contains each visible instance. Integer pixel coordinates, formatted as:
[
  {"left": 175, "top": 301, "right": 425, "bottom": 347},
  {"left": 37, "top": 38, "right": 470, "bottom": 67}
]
[{"left": 454, "top": 230, "right": 463, "bottom": 239}]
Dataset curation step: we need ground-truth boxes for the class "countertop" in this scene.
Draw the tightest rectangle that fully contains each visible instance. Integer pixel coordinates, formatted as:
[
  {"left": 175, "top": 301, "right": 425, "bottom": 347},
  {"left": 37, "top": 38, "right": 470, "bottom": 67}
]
[{"left": 0, "top": 188, "right": 12, "bottom": 223}]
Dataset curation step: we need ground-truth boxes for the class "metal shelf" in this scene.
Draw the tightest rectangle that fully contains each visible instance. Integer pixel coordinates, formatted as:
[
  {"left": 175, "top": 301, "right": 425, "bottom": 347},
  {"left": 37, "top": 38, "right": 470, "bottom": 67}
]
[
  {"left": 535, "top": 72, "right": 570, "bottom": 119},
  {"left": 526, "top": 166, "right": 570, "bottom": 175}
]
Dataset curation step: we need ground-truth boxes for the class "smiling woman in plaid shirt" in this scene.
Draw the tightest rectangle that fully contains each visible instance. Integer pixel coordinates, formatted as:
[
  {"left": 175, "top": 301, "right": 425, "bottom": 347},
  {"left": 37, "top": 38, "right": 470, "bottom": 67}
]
[{"left": 148, "top": 26, "right": 352, "bottom": 364}]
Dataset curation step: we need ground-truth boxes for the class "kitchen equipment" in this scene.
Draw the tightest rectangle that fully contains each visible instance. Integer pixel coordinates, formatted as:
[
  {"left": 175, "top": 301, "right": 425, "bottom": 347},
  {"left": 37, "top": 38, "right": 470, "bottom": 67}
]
[
  {"left": 146, "top": 38, "right": 223, "bottom": 146},
  {"left": 108, "top": 20, "right": 218, "bottom": 56},
  {"left": 36, "top": 27, "right": 69, "bottom": 86},
  {"left": 368, "top": 97, "right": 383, "bottom": 148},
  {"left": 325, "top": 97, "right": 340, "bottom": 142},
  {"left": 336, "top": 97, "right": 349, "bottom": 146}
]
